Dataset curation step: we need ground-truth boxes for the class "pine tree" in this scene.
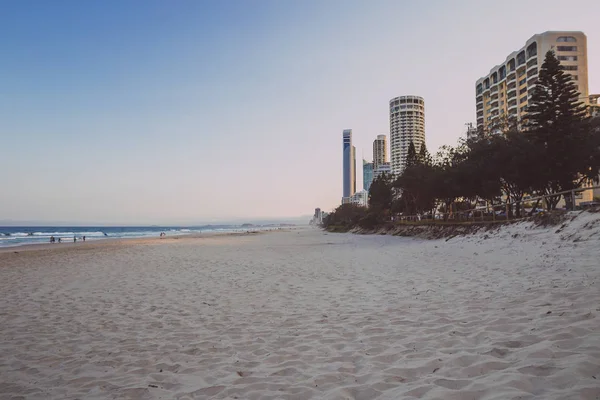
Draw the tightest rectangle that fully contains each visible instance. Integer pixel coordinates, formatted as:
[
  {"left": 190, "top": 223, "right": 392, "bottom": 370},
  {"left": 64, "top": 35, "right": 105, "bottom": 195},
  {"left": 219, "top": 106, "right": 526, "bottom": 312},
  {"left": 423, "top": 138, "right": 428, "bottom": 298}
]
[
  {"left": 526, "top": 50, "right": 587, "bottom": 131},
  {"left": 524, "top": 50, "right": 599, "bottom": 206},
  {"left": 405, "top": 141, "right": 418, "bottom": 168},
  {"left": 418, "top": 143, "right": 431, "bottom": 166}
]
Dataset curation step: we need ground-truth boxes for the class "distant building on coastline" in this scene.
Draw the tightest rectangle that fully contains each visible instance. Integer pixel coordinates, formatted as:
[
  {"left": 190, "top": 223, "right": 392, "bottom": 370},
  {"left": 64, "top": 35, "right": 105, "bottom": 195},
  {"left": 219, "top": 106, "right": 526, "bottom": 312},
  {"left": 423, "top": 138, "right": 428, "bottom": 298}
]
[
  {"left": 373, "top": 134, "right": 388, "bottom": 171},
  {"left": 311, "top": 208, "right": 323, "bottom": 225},
  {"left": 342, "top": 129, "right": 356, "bottom": 199},
  {"left": 374, "top": 162, "right": 391, "bottom": 179},
  {"left": 465, "top": 123, "right": 478, "bottom": 140},
  {"left": 390, "top": 96, "right": 426, "bottom": 175},
  {"left": 363, "top": 160, "right": 374, "bottom": 192},
  {"left": 475, "top": 31, "right": 589, "bottom": 131},
  {"left": 342, "top": 190, "right": 368, "bottom": 207}
]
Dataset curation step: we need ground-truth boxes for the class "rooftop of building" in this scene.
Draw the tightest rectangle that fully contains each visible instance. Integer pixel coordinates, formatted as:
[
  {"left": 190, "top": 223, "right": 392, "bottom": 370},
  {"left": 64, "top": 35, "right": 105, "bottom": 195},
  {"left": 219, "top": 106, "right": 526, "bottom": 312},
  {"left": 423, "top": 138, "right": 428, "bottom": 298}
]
[{"left": 476, "top": 31, "right": 587, "bottom": 84}]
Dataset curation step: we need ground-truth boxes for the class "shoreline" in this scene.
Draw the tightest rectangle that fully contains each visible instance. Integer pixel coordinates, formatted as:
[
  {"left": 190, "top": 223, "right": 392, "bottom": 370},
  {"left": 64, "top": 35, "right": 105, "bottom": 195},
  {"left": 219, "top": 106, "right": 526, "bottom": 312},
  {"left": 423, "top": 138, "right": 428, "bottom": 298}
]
[{"left": 0, "top": 228, "right": 291, "bottom": 256}]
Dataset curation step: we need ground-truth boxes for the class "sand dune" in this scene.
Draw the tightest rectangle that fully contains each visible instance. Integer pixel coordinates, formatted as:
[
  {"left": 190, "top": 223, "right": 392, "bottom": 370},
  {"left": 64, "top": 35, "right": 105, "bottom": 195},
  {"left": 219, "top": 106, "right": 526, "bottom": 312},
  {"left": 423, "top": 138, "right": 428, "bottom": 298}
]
[{"left": 1, "top": 213, "right": 599, "bottom": 399}]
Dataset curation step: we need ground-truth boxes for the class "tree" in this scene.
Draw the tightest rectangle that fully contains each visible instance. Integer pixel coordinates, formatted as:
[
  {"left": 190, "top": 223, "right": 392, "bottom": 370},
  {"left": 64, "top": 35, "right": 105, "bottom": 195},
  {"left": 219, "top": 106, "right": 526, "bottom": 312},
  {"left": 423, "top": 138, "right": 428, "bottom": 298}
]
[
  {"left": 432, "top": 145, "right": 469, "bottom": 219},
  {"left": 394, "top": 162, "right": 437, "bottom": 216},
  {"left": 405, "top": 141, "right": 419, "bottom": 168},
  {"left": 368, "top": 173, "right": 394, "bottom": 214},
  {"left": 525, "top": 50, "right": 600, "bottom": 208},
  {"left": 322, "top": 203, "right": 367, "bottom": 231},
  {"left": 418, "top": 143, "right": 432, "bottom": 166},
  {"left": 494, "top": 130, "right": 541, "bottom": 217},
  {"left": 394, "top": 142, "right": 436, "bottom": 217}
]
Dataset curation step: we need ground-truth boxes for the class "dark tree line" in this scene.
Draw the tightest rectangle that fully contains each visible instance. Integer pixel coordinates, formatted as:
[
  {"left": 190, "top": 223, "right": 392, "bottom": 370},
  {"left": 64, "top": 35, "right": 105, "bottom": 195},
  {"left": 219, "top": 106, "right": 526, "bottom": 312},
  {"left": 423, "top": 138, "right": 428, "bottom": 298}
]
[{"left": 323, "top": 51, "right": 600, "bottom": 230}]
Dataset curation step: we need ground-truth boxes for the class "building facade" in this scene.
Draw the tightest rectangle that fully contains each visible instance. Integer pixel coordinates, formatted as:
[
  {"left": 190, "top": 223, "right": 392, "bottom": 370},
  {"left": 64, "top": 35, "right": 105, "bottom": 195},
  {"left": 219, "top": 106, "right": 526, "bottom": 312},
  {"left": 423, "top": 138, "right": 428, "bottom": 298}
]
[
  {"left": 590, "top": 94, "right": 600, "bottom": 117},
  {"left": 363, "top": 160, "right": 374, "bottom": 192},
  {"left": 373, "top": 162, "right": 391, "bottom": 179},
  {"left": 313, "top": 208, "right": 323, "bottom": 224},
  {"left": 389, "top": 96, "right": 426, "bottom": 175},
  {"left": 373, "top": 134, "right": 388, "bottom": 171},
  {"left": 342, "top": 129, "right": 356, "bottom": 198},
  {"left": 465, "top": 123, "right": 478, "bottom": 140},
  {"left": 476, "top": 31, "right": 589, "bottom": 131},
  {"left": 342, "top": 190, "right": 368, "bottom": 208}
]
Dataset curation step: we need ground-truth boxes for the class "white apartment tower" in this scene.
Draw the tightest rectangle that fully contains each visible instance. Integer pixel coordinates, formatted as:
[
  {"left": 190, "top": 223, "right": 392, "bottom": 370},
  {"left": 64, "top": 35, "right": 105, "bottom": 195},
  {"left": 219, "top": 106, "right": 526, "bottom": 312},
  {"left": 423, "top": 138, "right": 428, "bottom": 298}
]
[
  {"left": 389, "top": 96, "right": 425, "bottom": 175},
  {"left": 372, "top": 134, "right": 388, "bottom": 171},
  {"left": 476, "top": 31, "right": 589, "bottom": 130}
]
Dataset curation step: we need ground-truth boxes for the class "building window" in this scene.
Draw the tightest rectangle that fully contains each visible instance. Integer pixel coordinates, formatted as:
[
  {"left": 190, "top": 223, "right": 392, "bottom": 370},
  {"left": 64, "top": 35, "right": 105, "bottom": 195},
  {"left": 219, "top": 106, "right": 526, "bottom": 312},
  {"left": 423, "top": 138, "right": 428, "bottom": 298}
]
[
  {"left": 562, "top": 65, "right": 578, "bottom": 71},
  {"left": 557, "top": 36, "right": 577, "bottom": 42},
  {"left": 519, "top": 78, "right": 527, "bottom": 86},
  {"left": 558, "top": 55, "right": 578, "bottom": 61},
  {"left": 526, "top": 58, "right": 537, "bottom": 68},
  {"left": 520, "top": 95, "right": 527, "bottom": 104},
  {"left": 519, "top": 87, "right": 527, "bottom": 95},
  {"left": 557, "top": 46, "right": 577, "bottom": 51}
]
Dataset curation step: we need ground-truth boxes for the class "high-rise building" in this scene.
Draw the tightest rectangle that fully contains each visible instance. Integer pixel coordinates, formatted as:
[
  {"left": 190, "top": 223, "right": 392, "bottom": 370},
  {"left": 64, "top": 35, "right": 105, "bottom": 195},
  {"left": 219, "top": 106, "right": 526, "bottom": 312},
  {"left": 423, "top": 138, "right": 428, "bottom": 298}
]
[
  {"left": 342, "top": 129, "right": 356, "bottom": 198},
  {"left": 465, "top": 123, "right": 478, "bottom": 140},
  {"left": 363, "top": 160, "right": 374, "bottom": 192},
  {"left": 374, "top": 162, "right": 391, "bottom": 179},
  {"left": 313, "top": 208, "right": 323, "bottom": 225},
  {"left": 476, "top": 31, "right": 589, "bottom": 131},
  {"left": 373, "top": 134, "right": 388, "bottom": 170},
  {"left": 389, "top": 96, "right": 426, "bottom": 175},
  {"left": 352, "top": 145, "right": 356, "bottom": 195}
]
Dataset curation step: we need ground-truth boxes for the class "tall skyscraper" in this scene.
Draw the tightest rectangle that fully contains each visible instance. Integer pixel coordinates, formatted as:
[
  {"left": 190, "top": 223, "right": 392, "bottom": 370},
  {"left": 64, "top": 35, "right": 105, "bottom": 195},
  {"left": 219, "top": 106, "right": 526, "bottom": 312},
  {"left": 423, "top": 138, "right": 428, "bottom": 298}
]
[
  {"left": 476, "top": 31, "right": 589, "bottom": 131},
  {"left": 373, "top": 134, "right": 388, "bottom": 171},
  {"left": 363, "top": 160, "right": 374, "bottom": 192},
  {"left": 342, "top": 129, "right": 356, "bottom": 198},
  {"left": 352, "top": 145, "right": 356, "bottom": 194},
  {"left": 389, "top": 96, "right": 426, "bottom": 175}
]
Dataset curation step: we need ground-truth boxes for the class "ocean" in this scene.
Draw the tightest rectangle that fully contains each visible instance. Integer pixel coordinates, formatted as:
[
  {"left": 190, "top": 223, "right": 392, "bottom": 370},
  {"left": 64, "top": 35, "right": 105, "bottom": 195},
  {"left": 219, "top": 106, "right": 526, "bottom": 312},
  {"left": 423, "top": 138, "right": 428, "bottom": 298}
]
[{"left": 0, "top": 225, "right": 270, "bottom": 248}]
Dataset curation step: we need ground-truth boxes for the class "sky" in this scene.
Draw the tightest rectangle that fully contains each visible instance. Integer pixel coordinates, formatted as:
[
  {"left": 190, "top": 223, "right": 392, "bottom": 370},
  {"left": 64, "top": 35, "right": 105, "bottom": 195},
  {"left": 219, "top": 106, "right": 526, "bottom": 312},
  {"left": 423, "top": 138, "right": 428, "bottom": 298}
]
[{"left": 1, "top": 0, "right": 599, "bottom": 225}]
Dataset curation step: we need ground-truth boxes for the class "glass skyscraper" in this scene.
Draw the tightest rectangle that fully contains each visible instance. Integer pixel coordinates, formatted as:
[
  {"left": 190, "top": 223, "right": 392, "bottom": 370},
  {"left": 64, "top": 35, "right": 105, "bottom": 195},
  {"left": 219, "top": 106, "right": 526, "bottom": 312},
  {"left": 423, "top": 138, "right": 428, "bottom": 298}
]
[
  {"left": 363, "top": 160, "right": 373, "bottom": 192},
  {"left": 342, "top": 129, "right": 356, "bottom": 198}
]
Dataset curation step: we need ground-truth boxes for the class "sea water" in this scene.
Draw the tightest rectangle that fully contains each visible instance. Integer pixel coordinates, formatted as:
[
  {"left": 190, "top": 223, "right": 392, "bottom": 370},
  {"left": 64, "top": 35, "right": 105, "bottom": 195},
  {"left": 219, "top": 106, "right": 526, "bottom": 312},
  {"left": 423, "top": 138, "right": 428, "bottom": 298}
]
[{"left": 0, "top": 225, "right": 263, "bottom": 248}]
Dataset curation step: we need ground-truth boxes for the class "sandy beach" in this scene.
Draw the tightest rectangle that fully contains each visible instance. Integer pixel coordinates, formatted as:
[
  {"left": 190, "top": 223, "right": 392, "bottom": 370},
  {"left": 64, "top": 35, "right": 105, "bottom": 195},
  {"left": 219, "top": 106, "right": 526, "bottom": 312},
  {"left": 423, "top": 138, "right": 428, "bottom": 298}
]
[{"left": 1, "top": 214, "right": 599, "bottom": 400}]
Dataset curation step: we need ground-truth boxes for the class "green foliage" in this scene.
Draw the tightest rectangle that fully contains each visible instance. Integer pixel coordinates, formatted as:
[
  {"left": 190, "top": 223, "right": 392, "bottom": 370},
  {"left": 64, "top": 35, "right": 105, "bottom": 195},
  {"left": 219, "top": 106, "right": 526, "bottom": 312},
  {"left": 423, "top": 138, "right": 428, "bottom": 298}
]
[
  {"left": 418, "top": 143, "right": 431, "bottom": 166},
  {"left": 405, "top": 141, "right": 419, "bottom": 168},
  {"left": 321, "top": 203, "right": 367, "bottom": 231},
  {"left": 525, "top": 50, "right": 600, "bottom": 208},
  {"left": 368, "top": 172, "right": 394, "bottom": 212}
]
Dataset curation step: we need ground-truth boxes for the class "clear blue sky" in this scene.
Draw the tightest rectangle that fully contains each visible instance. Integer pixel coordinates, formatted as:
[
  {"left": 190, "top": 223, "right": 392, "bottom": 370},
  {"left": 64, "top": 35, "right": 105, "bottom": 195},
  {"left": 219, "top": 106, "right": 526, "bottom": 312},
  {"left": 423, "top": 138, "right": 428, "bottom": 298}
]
[{"left": 1, "top": 0, "right": 599, "bottom": 224}]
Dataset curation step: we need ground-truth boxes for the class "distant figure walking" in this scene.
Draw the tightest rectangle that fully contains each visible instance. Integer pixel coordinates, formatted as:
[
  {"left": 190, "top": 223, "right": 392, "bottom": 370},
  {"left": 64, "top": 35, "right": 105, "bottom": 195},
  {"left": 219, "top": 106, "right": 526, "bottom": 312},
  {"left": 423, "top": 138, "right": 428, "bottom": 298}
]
[
  {"left": 160, "top": 232, "right": 166, "bottom": 238},
  {"left": 58, "top": 238, "right": 62, "bottom": 243},
  {"left": 73, "top": 236, "right": 77, "bottom": 243},
  {"left": 50, "top": 236, "right": 55, "bottom": 243},
  {"left": 83, "top": 236, "right": 86, "bottom": 242}
]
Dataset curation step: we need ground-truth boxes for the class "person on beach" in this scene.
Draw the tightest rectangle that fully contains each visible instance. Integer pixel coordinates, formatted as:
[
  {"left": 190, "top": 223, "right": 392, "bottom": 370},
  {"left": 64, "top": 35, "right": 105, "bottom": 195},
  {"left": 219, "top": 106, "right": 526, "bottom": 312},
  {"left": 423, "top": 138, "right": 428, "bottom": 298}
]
[
  {"left": 58, "top": 238, "right": 62, "bottom": 243},
  {"left": 83, "top": 236, "right": 86, "bottom": 242},
  {"left": 73, "top": 236, "right": 77, "bottom": 243},
  {"left": 50, "top": 236, "right": 55, "bottom": 243}
]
